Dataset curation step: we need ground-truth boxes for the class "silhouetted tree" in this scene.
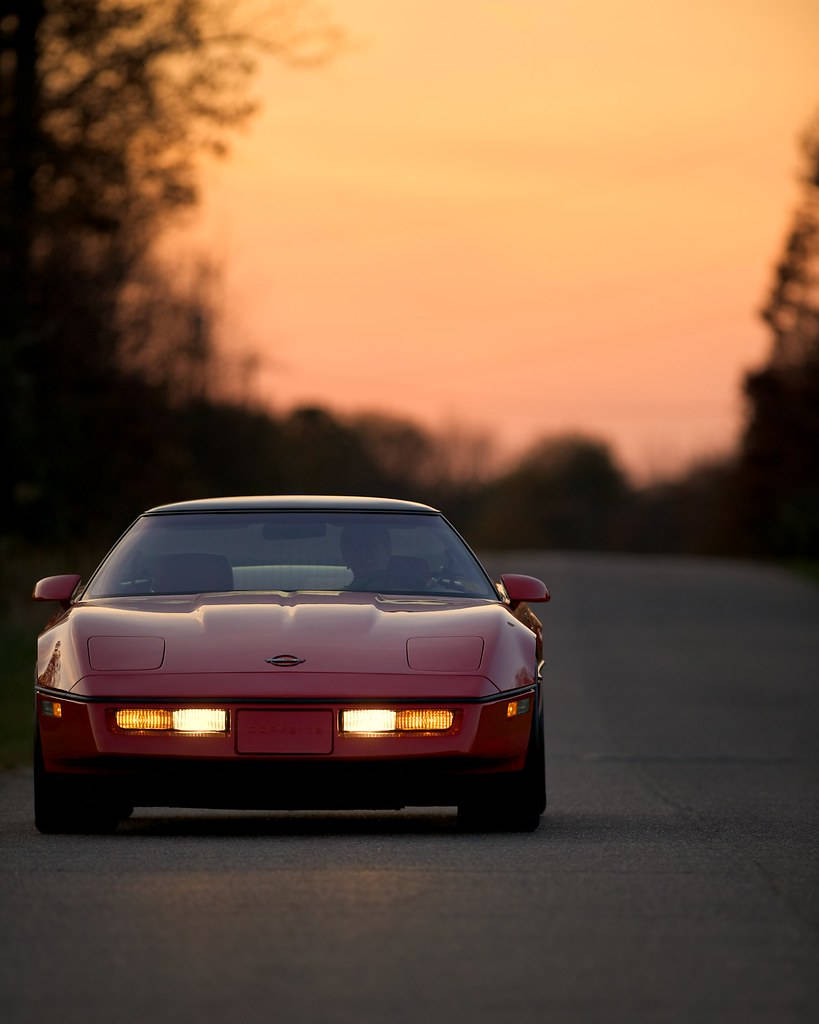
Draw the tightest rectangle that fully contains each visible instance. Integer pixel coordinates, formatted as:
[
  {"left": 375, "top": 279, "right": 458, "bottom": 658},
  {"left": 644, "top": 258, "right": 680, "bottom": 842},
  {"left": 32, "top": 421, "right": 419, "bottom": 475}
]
[
  {"left": 3, "top": 1, "right": 341, "bottom": 314},
  {"left": 737, "top": 109, "right": 819, "bottom": 556},
  {"left": 1, "top": 1, "right": 341, "bottom": 538},
  {"left": 470, "top": 434, "right": 630, "bottom": 549},
  {"left": 623, "top": 456, "right": 739, "bottom": 555},
  {"left": 349, "top": 412, "right": 439, "bottom": 495},
  {"left": 347, "top": 413, "right": 496, "bottom": 518},
  {"left": 279, "top": 407, "right": 387, "bottom": 496}
]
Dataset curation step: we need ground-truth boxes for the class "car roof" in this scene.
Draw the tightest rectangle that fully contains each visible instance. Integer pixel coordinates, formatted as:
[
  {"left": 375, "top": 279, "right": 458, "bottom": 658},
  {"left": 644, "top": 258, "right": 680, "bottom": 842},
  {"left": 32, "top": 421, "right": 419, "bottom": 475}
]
[{"left": 145, "top": 495, "right": 440, "bottom": 515}]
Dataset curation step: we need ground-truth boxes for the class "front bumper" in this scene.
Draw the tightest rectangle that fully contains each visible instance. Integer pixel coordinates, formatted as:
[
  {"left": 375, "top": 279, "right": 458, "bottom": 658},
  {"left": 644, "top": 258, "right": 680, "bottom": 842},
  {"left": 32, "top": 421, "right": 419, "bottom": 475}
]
[{"left": 36, "top": 685, "right": 537, "bottom": 810}]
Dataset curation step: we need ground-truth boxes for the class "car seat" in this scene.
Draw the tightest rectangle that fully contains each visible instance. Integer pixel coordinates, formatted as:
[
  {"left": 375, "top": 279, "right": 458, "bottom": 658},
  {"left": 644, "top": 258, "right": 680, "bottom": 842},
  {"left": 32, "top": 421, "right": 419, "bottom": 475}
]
[{"left": 151, "top": 552, "right": 233, "bottom": 594}]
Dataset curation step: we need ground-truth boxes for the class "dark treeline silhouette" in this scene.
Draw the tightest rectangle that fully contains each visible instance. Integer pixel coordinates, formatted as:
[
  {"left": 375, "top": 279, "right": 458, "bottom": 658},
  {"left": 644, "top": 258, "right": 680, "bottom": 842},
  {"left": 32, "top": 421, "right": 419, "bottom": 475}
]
[
  {"left": 1, "top": 0, "right": 342, "bottom": 544},
  {"left": 733, "top": 111, "right": 819, "bottom": 558},
  {"left": 2, "top": 5, "right": 817, "bottom": 558}
]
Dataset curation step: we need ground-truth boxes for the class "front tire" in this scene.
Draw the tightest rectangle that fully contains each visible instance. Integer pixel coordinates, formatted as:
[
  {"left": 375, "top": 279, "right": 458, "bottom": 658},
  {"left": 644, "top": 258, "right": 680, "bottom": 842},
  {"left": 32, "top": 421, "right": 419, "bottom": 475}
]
[
  {"left": 34, "top": 731, "right": 123, "bottom": 835},
  {"left": 458, "top": 691, "right": 546, "bottom": 832}
]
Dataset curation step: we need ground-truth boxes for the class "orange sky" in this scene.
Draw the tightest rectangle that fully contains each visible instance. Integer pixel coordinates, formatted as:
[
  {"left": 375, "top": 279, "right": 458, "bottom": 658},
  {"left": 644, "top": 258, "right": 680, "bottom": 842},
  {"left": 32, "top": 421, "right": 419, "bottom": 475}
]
[{"left": 170, "top": 0, "right": 819, "bottom": 480}]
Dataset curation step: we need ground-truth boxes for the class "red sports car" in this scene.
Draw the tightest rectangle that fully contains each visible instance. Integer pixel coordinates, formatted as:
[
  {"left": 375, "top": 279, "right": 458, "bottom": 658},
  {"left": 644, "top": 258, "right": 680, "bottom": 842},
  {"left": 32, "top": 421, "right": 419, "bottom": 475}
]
[{"left": 33, "top": 496, "right": 550, "bottom": 832}]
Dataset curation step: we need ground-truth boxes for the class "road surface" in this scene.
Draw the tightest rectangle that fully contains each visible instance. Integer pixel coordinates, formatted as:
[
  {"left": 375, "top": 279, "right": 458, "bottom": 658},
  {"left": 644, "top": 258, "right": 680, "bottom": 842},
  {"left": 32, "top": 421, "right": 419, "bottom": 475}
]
[{"left": 2, "top": 553, "right": 818, "bottom": 1023}]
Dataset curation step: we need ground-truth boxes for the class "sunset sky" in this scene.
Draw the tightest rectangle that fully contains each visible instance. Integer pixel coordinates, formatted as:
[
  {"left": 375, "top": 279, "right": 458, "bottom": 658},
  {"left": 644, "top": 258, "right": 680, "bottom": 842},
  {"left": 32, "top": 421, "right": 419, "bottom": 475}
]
[{"left": 171, "top": 0, "right": 819, "bottom": 480}]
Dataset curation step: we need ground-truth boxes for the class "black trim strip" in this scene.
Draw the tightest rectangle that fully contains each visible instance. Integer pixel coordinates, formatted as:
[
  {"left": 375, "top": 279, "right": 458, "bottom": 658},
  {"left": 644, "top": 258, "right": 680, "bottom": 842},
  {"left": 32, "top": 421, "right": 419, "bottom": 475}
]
[{"left": 35, "top": 682, "right": 537, "bottom": 706}]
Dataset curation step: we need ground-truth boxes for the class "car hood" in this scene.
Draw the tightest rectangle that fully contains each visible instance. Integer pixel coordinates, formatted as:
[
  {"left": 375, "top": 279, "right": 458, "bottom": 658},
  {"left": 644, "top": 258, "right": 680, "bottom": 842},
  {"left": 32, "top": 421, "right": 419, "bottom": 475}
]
[{"left": 44, "top": 592, "right": 537, "bottom": 695}]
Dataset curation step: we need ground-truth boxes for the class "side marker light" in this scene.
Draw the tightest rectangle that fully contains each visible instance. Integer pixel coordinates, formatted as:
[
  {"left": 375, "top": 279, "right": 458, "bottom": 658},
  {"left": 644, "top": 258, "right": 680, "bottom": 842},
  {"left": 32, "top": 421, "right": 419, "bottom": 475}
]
[{"left": 507, "top": 697, "right": 531, "bottom": 718}]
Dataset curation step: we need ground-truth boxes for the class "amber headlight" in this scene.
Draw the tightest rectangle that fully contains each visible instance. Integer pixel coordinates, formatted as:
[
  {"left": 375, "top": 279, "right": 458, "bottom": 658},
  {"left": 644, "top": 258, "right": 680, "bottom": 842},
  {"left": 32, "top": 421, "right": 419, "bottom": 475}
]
[
  {"left": 114, "top": 708, "right": 229, "bottom": 734},
  {"left": 340, "top": 709, "right": 454, "bottom": 734}
]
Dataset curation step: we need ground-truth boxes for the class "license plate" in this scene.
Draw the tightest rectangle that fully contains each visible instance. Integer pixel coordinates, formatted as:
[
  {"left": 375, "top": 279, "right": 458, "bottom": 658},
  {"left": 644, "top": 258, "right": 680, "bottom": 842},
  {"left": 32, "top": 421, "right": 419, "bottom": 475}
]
[{"left": 237, "top": 710, "right": 333, "bottom": 754}]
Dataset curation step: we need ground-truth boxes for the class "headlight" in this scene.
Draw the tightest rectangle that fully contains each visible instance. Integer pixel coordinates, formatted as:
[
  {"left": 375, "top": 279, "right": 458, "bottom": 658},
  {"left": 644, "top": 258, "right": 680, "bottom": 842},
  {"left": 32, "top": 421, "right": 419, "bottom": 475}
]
[
  {"left": 172, "top": 709, "right": 229, "bottom": 733},
  {"left": 114, "top": 708, "right": 229, "bottom": 734},
  {"left": 340, "top": 708, "right": 454, "bottom": 734}
]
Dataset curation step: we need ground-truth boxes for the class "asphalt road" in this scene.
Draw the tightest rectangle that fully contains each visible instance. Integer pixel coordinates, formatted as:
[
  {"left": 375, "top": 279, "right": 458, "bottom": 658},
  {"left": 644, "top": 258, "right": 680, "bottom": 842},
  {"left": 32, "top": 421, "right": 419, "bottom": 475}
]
[{"left": 2, "top": 553, "right": 818, "bottom": 1023}]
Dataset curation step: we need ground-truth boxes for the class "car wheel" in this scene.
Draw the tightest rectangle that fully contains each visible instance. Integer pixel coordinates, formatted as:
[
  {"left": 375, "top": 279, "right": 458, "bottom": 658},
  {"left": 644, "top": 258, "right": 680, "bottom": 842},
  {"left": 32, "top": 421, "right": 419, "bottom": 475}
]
[
  {"left": 33, "top": 731, "right": 122, "bottom": 835},
  {"left": 457, "top": 688, "right": 546, "bottom": 833}
]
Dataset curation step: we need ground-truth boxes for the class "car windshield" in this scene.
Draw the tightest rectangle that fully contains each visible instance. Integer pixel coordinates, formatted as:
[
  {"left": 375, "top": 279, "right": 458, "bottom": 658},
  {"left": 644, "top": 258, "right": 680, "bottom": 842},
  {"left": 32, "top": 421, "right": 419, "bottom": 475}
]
[{"left": 84, "top": 511, "right": 499, "bottom": 600}]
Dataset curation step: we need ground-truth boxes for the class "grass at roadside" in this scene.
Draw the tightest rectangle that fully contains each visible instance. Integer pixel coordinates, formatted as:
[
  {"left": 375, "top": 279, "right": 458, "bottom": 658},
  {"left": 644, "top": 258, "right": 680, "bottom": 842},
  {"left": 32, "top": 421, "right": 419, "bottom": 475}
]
[
  {"left": 787, "top": 560, "right": 819, "bottom": 586},
  {"left": 0, "top": 624, "right": 34, "bottom": 768}
]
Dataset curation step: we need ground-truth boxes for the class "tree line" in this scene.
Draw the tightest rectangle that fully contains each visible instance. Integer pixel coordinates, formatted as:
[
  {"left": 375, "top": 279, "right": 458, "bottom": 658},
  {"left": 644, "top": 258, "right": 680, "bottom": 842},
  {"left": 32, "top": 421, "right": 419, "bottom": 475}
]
[{"left": 2, "top": 4, "right": 817, "bottom": 557}]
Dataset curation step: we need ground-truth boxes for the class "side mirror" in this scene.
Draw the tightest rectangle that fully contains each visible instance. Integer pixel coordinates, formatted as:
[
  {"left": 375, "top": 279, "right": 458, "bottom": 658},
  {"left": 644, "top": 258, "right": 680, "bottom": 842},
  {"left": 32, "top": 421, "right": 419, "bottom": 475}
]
[
  {"left": 500, "top": 573, "right": 550, "bottom": 604},
  {"left": 33, "top": 574, "right": 82, "bottom": 608}
]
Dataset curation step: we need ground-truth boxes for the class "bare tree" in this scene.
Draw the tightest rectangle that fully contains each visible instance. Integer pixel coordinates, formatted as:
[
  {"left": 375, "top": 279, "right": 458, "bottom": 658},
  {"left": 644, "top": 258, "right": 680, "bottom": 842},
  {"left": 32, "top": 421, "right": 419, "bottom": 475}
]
[
  {"left": 2, "top": 1, "right": 342, "bottom": 330},
  {"left": 761, "top": 110, "right": 819, "bottom": 367},
  {"left": 1, "top": 1, "right": 342, "bottom": 536},
  {"left": 739, "top": 108, "right": 819, "bottom": 555}
]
